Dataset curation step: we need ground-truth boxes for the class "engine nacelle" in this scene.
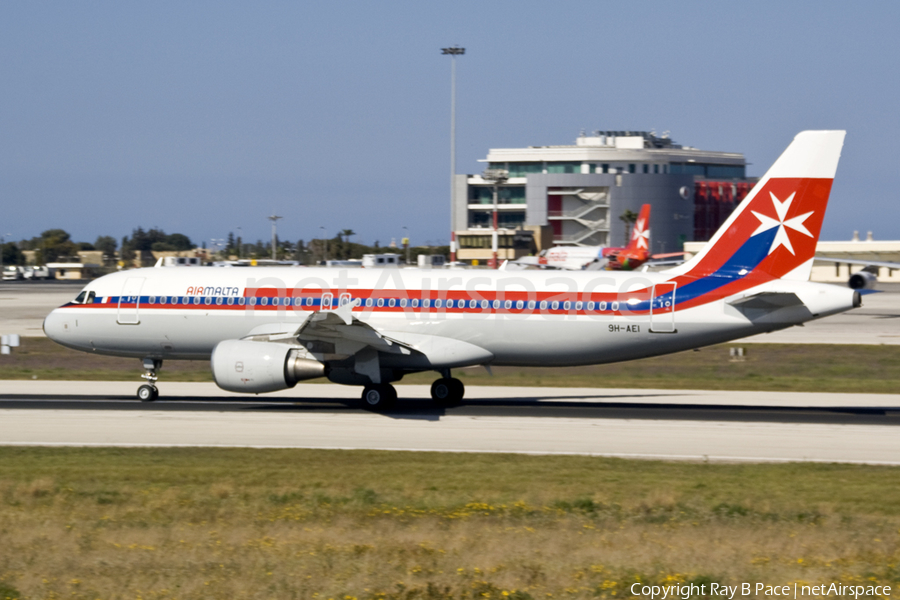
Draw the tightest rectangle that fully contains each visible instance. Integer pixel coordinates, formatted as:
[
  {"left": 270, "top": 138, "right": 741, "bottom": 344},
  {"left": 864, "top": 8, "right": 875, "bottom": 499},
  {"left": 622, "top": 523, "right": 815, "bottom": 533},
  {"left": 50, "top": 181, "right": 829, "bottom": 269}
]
[
  {"left": 848, "top": 270, "right": 877, "bottom": 290},
  {"left": 211, "top": 340, "right": 325, "bottom": 394}
]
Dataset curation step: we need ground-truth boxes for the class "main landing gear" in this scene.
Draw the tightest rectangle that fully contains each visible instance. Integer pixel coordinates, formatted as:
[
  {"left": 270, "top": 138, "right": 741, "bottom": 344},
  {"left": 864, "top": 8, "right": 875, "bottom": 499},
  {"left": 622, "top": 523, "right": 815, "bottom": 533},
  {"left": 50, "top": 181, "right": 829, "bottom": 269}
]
[
  {"left": 137, "top": 358, "right": 162, "bottom": 402},
  {"left": 359, "top": 371, "right": 466, "bottom": 410},
  {"left": 430, "top": 372, "right": 465, "bottom": 405},
  {"left": 361, "top": 383, "right": 397, "bottom": 410}
]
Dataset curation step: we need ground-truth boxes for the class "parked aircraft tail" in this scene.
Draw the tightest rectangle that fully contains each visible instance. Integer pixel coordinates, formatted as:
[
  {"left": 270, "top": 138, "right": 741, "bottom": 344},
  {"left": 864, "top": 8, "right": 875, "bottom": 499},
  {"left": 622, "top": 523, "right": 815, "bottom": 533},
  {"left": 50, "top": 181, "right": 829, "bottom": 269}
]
[
  {"left": 625, "top": 204, "right": 651, "bottom": 252},
  {"left": 670, "top": 130, "right": 845, "bottom": 283}
]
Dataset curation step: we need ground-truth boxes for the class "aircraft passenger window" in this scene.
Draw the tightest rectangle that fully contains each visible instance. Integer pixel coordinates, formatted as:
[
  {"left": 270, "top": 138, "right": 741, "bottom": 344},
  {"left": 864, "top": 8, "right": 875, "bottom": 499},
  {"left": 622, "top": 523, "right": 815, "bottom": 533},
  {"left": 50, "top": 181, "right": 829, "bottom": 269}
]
[
  {"left": 587, "top": 301, "right": 595, "bottom": 311},
  {"left": 563, "top": 301, "right": 571, "bottom": 310},
  {"left": 412, "top": 299, "right": 419, "bottom": 308},
  {"left": 272, "top": 298, "right": 279, "bottom": 306},
  {"left": 354, "top": 298, "right": 361, "bottom": 307},
  {"left": 551, "top": 301, "right": 559, "bottom": 310},
  {"left": 260, "top": 298, "right": 268, "bottom": 306},
  {"left": 469, "top": 300, "right": 477, "bottom": 309},
  {"left": 306, "top": 297, "right": 314, "bottom": 306},
  {"left": 575, "top": 301, "right": 583, "bottom": 310},
  {"left": 74, "top": 291, "right": 86, "bottom": 304},
  {"left": 365, "top": 298, "right": 373, "bottom": 307},
  {"left": 148, "top": 296, "right": 155, "bottom": 305},
  {"left": 181, "top": 297, "right": 189, "bottom": 305},
  {"left": 539, "top": 301, "right": 548, "bottom": 310},
  {"left": 481, "top": 300, "right": 489, "bottom": 309},
  {"left": 193, "top": 297, "right": 201, "bottom": 305},
  {"left": 423, "top": 299, "right": 430, "bottom": 308},
  {"left": 599, "top": 301, "right": 607, "bottom": 311},
  {"left": 388, "top": 298, "right": 396, "bottom": 307},
  {"left": 249, "top": 297, "right": 256, "bottom": 306},
  {"left": 204, "top": 297, "right": 212, "bottom": 305},
  {"left": 377, "top": 298, "right": 384, "bottom": 307},
  {"left": 528, "top": 301, "right": 535, "bottom": 310},
  {"left": 504, "top": 300, "right": 512, "bottom": 309},
  {"left": 216, "top": 297, "right": 223, "bottom": 305},
  {"left": 227, "top": 297, "right": 233, "bottom": 305},
  {"left": 400, "top": 298, "right": 408, "bottom": 307},
  {"left": 611, "top": 301, "right": 619, "bottom": 311},
  {"left": 447, "top": 299, "right": 455, "bottom": 308},
  {"left": 435, "top": 299, "right": 442, "bottom": 308}
]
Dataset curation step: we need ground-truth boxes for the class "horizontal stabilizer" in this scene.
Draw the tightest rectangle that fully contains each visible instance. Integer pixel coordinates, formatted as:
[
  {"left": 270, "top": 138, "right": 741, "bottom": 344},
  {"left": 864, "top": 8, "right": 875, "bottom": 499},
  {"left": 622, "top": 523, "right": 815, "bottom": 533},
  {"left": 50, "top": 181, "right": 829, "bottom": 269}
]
[{"left": 728, "top": 292, "right": 804, "bottom": 310}]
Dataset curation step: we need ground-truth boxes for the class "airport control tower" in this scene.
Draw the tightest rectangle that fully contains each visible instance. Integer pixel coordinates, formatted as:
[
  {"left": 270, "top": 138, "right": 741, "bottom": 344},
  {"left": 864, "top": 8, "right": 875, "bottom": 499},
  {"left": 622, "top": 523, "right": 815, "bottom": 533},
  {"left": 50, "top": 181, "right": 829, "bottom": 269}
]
[{"left": 452, "top": 131, "right": 755, "bottom": 264}]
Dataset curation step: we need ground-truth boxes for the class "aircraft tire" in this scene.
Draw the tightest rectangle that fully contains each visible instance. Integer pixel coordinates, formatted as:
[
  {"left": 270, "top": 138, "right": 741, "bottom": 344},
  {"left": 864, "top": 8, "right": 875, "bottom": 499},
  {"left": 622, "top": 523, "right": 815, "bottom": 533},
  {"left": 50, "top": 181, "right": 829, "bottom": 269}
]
[
  {"left": 137, "top": 385, "right": 158, "bottom": 402},
  {"left": 361, "top": 384, "right": 396, "bottom": 410},
  {"left": 431, "top": 378, "right": 464, "bottom": 405},
  {"left": 449, "top": 377, "right": 465, "bottom": 400}
]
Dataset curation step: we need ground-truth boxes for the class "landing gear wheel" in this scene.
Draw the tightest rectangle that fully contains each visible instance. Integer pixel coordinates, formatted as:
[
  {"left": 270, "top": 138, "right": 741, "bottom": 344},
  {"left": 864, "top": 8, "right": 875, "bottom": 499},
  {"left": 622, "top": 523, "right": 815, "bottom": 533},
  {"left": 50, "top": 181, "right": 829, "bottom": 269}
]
[
  {"left": 431, "top": 377, "right": 464, "bottom": 405},
  {"left": 137, "top": 384, "right": 158, "bottom": 402},
  {"left": 361, "top": 384, "right": 397, "bottom": 410}
]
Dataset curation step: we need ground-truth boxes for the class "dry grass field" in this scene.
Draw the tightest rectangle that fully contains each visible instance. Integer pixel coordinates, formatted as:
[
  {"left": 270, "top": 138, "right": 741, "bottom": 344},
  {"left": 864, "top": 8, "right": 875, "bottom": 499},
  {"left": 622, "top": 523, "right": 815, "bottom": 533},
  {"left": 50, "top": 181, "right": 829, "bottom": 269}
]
[
  {"left": 3, "top": 338, "right": 900, "bottom": 393},
  {"left": 0, "top": 447, "right": 898, "bottom": 599}
]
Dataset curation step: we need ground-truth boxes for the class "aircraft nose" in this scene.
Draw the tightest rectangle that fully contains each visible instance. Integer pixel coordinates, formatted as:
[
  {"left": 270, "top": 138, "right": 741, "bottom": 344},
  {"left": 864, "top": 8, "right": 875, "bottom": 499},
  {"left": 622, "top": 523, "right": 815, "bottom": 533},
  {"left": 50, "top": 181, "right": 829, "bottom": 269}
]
[{"left": 43, "top": 308, "right": 69, "bottom": 344}]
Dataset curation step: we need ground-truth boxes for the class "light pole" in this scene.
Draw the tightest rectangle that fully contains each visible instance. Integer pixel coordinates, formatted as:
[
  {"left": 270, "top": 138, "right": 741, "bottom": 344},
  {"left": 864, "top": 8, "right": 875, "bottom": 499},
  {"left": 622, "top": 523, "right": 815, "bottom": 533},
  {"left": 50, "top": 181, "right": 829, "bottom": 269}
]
[
  {"left": 402, "top": 226, "right": 410, "bottom": 265},
  {"left": 212, "top": 238, "right": 227, "bottom": 260},
  {"left": 0, "top": 233, "right": 8, "bottom": 275},
  {"left": 442, "top": 45, "right": 464, "bottom": 263},
  {"left": 268, "top": 215, "right": 282, "bottom": 261},
  {"left": 481, "top": 168, "right": 508, "bottom": 269},
  {"left": 319, "top": 226, "right": 328, "bottom": 263}
]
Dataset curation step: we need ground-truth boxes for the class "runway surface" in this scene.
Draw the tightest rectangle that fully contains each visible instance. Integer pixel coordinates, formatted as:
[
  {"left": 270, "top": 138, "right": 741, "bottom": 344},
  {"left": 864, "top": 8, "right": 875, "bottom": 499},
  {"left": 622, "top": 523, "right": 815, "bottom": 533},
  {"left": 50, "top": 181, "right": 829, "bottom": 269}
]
[
  {"left": 2, "top": 281, "right": 898, "bottom": 343},
  {"left": 2, "top": 381, "right": 899, "bottom": 465}
]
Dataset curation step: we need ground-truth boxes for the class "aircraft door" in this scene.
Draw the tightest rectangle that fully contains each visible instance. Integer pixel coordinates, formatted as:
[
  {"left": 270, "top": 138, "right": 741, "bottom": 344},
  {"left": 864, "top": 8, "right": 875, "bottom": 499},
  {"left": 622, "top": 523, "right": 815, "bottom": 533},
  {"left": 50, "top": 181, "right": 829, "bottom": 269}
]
[
  {"left": 117, "top": 277, "right": 145, "bottom": 325},
  {"left": 650, "top": 282, "right": 676, "bottom": 333}
]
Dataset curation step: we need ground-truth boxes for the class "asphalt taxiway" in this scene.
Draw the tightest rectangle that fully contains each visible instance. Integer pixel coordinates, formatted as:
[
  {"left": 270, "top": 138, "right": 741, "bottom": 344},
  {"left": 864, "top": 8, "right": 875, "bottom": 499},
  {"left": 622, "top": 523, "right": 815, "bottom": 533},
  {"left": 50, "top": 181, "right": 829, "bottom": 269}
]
[{"left": 2, "top": 382, "right": 899, "bottom": 464}]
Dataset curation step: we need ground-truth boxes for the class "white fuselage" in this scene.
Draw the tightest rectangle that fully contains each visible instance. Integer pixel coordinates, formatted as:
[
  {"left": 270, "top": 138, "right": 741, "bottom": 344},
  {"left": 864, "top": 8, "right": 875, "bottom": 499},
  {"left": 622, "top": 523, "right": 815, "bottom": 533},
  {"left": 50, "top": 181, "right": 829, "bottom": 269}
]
[{"left": 43, "top": 266, "right": 857, "bottom": 370}]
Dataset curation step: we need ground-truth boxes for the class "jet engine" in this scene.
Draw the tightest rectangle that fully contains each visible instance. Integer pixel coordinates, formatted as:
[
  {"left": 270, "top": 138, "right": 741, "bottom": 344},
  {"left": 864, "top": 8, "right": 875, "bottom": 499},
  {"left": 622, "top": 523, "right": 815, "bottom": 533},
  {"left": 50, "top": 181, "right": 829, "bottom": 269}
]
[
  {"left": 211, "top": 340, "right": 325, "bottom": 394},
  {"left": 848, "top": 270, "right": 877, "bottom": 290}
]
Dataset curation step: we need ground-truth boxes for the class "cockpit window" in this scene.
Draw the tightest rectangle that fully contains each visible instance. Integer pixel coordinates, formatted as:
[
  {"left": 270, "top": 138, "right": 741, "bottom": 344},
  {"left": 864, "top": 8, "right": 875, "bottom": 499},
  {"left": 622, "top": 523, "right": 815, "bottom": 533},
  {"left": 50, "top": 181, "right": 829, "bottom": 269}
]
[{"left": 72, "top": 290, "right": 96, "bottom": 305}]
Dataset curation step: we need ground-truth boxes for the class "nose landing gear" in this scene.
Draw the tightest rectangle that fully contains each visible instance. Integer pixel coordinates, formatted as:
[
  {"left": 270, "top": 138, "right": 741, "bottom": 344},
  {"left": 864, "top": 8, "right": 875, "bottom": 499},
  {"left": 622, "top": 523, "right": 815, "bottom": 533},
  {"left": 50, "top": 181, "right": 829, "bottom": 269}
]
[{"left": 137, "top": 358, "right": 162, "bottom": 402}]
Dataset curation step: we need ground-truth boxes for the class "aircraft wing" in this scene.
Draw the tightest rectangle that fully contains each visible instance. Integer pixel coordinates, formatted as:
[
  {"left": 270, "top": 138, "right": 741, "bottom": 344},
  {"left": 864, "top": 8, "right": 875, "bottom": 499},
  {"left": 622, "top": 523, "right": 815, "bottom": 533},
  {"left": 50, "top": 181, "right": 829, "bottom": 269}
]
[
  {"left": 240, "top": 303, "right": 493, "bottom": 378},
  {"left": 815, "top": 256, "right": 900, "bottom": 269}
]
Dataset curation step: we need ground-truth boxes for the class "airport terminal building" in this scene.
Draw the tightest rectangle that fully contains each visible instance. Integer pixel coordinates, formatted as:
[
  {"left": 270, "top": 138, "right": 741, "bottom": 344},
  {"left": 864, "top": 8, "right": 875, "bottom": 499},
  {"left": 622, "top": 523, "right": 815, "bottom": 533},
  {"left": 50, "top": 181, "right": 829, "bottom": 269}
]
[{"left": 452, "top": 131, "right": 755, "bottom": 262}]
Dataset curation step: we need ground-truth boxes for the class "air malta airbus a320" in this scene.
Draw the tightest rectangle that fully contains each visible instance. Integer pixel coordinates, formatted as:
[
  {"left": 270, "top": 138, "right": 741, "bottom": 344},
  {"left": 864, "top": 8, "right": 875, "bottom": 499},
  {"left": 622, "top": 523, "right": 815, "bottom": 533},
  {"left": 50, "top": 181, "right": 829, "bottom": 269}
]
[{"left": 44, "top": 131, "right": 859, "bottom": 408}]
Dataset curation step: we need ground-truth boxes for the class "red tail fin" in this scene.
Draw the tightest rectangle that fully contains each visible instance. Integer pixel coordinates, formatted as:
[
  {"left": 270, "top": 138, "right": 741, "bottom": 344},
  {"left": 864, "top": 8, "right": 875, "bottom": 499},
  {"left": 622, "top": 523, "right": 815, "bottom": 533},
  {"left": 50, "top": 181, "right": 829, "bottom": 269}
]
[{"left": 626, "top": 204, "right": 651, "bottom": 252}]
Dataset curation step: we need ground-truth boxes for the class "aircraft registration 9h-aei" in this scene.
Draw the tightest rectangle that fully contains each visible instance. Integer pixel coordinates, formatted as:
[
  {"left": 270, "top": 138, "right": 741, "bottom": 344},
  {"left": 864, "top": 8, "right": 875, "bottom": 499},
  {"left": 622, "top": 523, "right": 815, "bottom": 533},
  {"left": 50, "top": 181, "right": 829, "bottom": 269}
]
[{"left": 44, "top": 131, "right": 860, "bottom": 408}]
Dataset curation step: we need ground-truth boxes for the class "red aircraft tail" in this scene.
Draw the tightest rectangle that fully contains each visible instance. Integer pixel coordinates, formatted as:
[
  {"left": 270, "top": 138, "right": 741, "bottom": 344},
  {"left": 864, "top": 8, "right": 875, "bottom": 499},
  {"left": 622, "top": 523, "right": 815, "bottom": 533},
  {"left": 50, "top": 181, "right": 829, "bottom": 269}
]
[{"left": 625, "top": 204, "right": 651, "bottom": 252}]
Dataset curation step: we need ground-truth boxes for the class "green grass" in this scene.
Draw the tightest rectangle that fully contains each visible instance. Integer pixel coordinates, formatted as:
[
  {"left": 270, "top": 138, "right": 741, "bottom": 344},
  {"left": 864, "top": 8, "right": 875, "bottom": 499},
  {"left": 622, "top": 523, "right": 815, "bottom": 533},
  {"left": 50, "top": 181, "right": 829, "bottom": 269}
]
[
  {"left": 0, "top": 447, "right": 898, "bottom": 598},
  {"left": 4, "top": 337, "right": 900, "bottom": 393}
]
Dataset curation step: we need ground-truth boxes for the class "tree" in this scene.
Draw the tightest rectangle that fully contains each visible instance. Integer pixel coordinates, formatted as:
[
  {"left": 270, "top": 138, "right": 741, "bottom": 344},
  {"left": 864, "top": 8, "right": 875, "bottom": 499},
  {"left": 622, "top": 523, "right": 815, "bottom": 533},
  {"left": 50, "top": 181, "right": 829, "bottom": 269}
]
[
  {"left": 619, "top": 210, "right": 639, "bottom": 243},
  {"left": 24, "top": 229, "right": 78, "bottom": 264},
  {"left": 94, "top": 236, "right": 118, "bottom": 256},
  {"left": 1, "top": 242, "right": 24, "bottom": 266}
]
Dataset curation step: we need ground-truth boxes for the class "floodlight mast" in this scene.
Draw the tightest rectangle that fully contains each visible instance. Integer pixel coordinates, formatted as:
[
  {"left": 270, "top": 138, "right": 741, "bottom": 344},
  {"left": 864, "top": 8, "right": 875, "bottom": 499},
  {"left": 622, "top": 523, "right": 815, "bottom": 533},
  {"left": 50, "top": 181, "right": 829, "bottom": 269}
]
[
  {"left": 481, "top": 168, "right": 508, "bottom": 269},
  {"left": 268, "top": 215, "right": 282, "bottom": 261},
  {"left": 442, "top": 46, "right": 464, "bottom": 263}
]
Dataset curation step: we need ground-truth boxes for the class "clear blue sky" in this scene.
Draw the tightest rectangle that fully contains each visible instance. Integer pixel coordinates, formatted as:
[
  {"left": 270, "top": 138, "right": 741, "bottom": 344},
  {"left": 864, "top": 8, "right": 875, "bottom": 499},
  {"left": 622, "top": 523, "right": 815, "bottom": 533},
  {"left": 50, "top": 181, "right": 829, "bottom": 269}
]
[{"left": 2, "top": 1, "right": 898, "bottom": 248}]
